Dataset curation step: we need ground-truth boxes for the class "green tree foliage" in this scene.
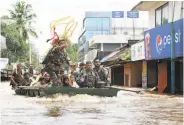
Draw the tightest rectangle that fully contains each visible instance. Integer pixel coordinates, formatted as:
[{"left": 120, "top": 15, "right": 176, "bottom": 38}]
[
  {"left": 1, "top": 1, "right": 39, "bottom": 69},
  {"left": 66, "top": 43, "right": 78, "bottom": 63},
  {"left": 7, "top": 1, "right": 38, "bottom": 41}
]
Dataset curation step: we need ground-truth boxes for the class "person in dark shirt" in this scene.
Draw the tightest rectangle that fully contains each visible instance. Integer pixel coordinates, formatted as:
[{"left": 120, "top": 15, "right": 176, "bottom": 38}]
[
  {"left": 21, "top": 72, "right": 32, "bottom": 86},
  {"left": 63, "top": 76, "right": 71, "bottom": 87},
  {"left": 10, "top": 64, "right": 24, "bottom": 88}
]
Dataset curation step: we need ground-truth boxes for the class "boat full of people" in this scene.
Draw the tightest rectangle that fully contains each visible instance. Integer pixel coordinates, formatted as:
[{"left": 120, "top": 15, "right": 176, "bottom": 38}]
[{"left": 10, "top": 44, "right": 120, "bottom": 97}]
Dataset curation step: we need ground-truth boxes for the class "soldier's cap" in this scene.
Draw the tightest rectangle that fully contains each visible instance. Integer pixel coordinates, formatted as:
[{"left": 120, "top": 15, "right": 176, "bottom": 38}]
[
  {"left": 86, "top": 61, "right": 92, "bottom": 65},
  {"left": 79, "top": 62, "right": 85, "bottom": 66},
  {"left": 41, "top": 69, "right": 45, "bottom": 72}
]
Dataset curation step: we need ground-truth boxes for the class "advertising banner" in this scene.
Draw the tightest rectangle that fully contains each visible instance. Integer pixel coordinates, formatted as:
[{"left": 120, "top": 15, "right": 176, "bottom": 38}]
[
  {"left": 131, "top": 41, "right": 145, "bottom": 61},
  {"left": 144, "top": 19, "right": 183, "bottom": 60},
  {"left": 0, "top": 58, "right": 9, "bottom": 70},
  {"left": 142, "top": 61, "right": 147, "bottom": 89}
]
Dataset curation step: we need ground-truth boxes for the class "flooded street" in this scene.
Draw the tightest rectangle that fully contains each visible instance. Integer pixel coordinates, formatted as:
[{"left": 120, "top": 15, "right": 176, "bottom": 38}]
[{"left": 0, "top": 82, "right": 183, "bottom": 125}]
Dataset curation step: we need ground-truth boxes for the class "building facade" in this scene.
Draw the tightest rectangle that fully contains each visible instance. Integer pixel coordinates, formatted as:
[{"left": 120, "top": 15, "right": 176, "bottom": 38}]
[
  {"left": 132, "top": 1, "right": 183, "bottom": 94},
  {"left": 78, "top": 11, "right": 148, "bottom": 62},
  {"left": 78, "top": 12, "right": 112, "bottom": 61}
]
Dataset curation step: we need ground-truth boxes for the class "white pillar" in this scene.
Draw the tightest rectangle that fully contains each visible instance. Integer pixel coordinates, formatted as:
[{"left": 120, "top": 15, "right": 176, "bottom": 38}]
[
  {"left": 29, "top": 42, "right": 31, "bottom": 64},
  {"left": 101, "top": 43, "right": 103, "bottom": 51}
]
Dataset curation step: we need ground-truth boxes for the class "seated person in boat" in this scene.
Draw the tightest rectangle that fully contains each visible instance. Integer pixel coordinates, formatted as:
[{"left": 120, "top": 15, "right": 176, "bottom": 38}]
[
  {"left": 63, "top": 76, "right": 72, "bottom": 87},
  {"left": 44, "top": 73, "right": 50, "bottom": 83},
  {"left": 59, "top": 68, "right": 65, "bottom": 84},
  {"left": 31, "top": 77, "right": 47, "bottom": 87},
  {"left": 39, "top": 77, "right": 47, "bottom": 87},
  {"left": 93, "top": 59, "right": 110, "bottom": 87},
  {"left": 28, "top": 64, "right": 36, "bottom": 77},
  {"left": 69, "top": 74, "right": 79, "bottom": 88},
  {"left": 78, "top": 61, "right": 98, "bottom": 88},
  {"left": 21, "top": 72, "right": 32, "bottom": 86},
  {"left": 76, "top": 62, "right": 86, "bottom": 84},
  {"left": 68, "top": 62, "right": 78, "bottom": 78},
  {"left": 10, "top": 63, "right": 25, "bottom": 88},
  {"left": 40, "top": 69, "right": 47, "bottom": 77}
]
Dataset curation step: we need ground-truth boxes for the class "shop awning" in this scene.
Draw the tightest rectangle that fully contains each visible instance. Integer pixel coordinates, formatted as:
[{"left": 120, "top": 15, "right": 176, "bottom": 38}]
[
  {"left": 101, "top": 50, "right": 120, "bottom": 62},
  {"left": 101, "top": 44, "right": 131, "bottom": 66}
]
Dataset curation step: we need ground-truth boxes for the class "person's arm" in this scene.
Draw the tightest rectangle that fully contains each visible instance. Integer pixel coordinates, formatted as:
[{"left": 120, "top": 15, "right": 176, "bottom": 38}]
[
  {"left": 46, "top": 37, "right": 54, "bottom": 42},
  {"left": 46, "top": 31, "right": 56, "bottom": 42},
  {"left": 10, "top": 70, "right": 17, "bottom": 85}
]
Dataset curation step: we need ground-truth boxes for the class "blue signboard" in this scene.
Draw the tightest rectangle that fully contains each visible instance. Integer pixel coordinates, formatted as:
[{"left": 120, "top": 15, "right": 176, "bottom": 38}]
[
  {"left": 144, "top": 19, "right": 183, "bottom": 60},
  {"left": 127, "top": 11, "right": 139, "bottom": 18},
  {"left": 112, "top": 11, "right": 124, "bottom": 18}
]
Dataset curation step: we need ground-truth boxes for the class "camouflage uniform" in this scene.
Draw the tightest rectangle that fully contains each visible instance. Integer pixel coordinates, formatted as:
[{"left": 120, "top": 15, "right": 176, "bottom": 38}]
[
  {"left": 93, "top": 66, "right": 108, "bottom": 82},
  {"left": 76, "top": 69, "right": 86, "bottom": 86},
  {"left": 93, "top": 59, "right": 110, "bottom": 87},
  {"left": 78, "top": 61, "right": 98, "bottom": 88},
  {"left": 81, "top": 70, "right": 98, "bottom": 88}
]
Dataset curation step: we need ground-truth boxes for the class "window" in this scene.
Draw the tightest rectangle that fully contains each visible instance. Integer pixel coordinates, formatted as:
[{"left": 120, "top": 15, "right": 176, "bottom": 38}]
[
  {"left": 162, "top": 4, "right": 169, "bottom": 24},
  {"left": 156, "top": 9, "right": 162, "bottom": 26},
  {"left": 85, "top": 30, "right": 110, "bottom": 41},
  {"left": 155, "top": 3, "right": 169, "bottom": 27},
  {"left": 84, "top": 17, "right": 110, "bottom": 30}
]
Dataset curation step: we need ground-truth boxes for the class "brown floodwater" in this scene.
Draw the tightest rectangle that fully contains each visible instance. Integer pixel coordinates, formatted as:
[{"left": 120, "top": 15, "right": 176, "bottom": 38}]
[{"left": 0, "top": 82, "right": 183, "bottom": 125}]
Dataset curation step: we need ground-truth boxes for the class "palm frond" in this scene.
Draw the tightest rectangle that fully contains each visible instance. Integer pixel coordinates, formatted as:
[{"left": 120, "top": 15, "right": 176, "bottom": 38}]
[{"left": 28, "top": 28, "right": 38, "bottom": 38}]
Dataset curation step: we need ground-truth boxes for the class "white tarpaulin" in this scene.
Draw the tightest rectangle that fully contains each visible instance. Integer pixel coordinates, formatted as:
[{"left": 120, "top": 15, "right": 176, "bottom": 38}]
[
  {"left": 86, "top": 49, "right": 98, "bottom": 61},
  {"left": 0, "top": 58, "right": 9, "bottom": 70},
  {"left": 0, "top": 35, "right": 7, "bottom": 49}
]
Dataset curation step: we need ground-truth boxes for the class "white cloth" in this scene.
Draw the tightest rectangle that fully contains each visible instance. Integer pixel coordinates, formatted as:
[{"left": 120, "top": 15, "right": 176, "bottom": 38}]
[{"left": 70, "top": 81, "right": 79, "bottom": 88}]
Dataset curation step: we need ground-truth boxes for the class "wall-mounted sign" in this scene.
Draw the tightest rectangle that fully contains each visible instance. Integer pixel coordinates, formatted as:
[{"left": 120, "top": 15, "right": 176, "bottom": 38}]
[
  {"left": 0, "top": 58, "right": 9, "bottom": 70},
  {"left": 112, "top": 11, "right": 124, "bottom": 18},
  {"left": 131, "top": 41, "right": 145, "bottom": 61},
  {"left": 144, "top": 18, "right": 183, "bottom": 60},
  {"left": 142, "top": 61, "right": 147, "bottom": 89},
  {"left": 127, "top": 11, "right": 139, "bottom": 18}
]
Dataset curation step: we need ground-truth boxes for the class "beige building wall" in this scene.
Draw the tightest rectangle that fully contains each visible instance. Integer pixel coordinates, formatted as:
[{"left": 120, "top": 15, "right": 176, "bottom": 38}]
[
  {"left": 131, "top": 62, "right": 142, "bottom": 87},
  {"left": 124, "top": 63, "right": 131, "bottom": 86},
  {"left": 124, "top": 62, "right": 142, "bottom": 87},
  {"left": 148, "top": 1, "right": 183, "bottom": 29}
]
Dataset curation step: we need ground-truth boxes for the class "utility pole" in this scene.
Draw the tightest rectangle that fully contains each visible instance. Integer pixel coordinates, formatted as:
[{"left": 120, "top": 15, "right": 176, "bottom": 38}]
[
  {"left": 113, "top": 25, "right": 116, "bottom": 35},
  {"left": 132, "top": 18, "right": 135, "bottom": 42},
  {"left": 29, "top": 41, "right": 32, "bottom": 64},
  {"left": 171, "top": 1, "right": 175, "bottom": 94}
]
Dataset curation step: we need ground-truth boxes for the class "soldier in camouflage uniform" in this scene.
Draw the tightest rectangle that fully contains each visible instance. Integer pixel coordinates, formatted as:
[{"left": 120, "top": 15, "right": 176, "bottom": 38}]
[
  {"left": 79, "top": 61, "right": 98, "bottom": 88},
  {"left": 93, "top": 59, "right": 110, "bottom": 87},
  {"left": 76, "top": 62, "right": 86, "bottom": 85},
  {"left": 43, "top": 40, "right": 69, "bottom": 76}
]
